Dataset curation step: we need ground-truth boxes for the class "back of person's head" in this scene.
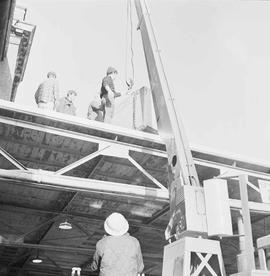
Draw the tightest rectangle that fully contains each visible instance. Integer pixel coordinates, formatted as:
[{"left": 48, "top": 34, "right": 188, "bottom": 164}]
[
  {"left": 47, "top": 71, "right": 57, "bottom": 78},
  {"left": 106, "top": 67, "right": 118, "bottom": 76},
  {"left": 67, "top": 90, "right": 77, "bottom": 97},
  {"left": 104, "top": 212, "right": 129, "bottom": 236}
]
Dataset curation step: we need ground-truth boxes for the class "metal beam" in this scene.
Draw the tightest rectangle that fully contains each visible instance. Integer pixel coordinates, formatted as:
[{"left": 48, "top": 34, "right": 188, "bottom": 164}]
[
  {"left": 86, "top": 156, "right": 104, "bottom": 178},
  {"left": 191, "top": 144, "right": 270, "bottom": 175},
  {"left": 0, "top": 112, "right": 166, "bottom": 158},
  {"left": 128, "top": 155, "right": 167, "bottom": 190},
  {"left": 0, "top": 98, "right": 164, "bottom": 144},
  {"left": 0, "top": 134, "right": 87, "bottom": 160},
  {"left": 143, "top": 204, "right": 170, "bottom": 224},
  {"left": 55, "top": 145, "right": 110, "bottom": 175},
  {"left": 229, "top": 199, "right": 270, "bottom": 215},
  {"left": 0, "top": 146, "right": 27, "bottom": 170},
  {"left": 130, "top": 204, "right": 169, "bottom": 235},
  {"left": 194, "top": 159, "right": 270, "bottom": 182},
  {"left": 0, "top": 168, "right": 169, "bottom": 201},
  {"left": 16, "top": 216, "right": 58, "bottom": 240}
]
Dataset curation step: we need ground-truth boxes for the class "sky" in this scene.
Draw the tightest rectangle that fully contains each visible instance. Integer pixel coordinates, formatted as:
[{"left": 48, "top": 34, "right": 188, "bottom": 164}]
[{"left": 10, "top": 0, "right": 270, "bottom": 164}]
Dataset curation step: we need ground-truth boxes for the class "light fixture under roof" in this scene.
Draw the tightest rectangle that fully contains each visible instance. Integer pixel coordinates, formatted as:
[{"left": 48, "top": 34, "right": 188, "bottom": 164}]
[
  {"left": 32, "top": 250, "right": 42, "bottom": 264},
  {"left": 59, "top": 220, "right": 72, "bottom": 230},
  {"left": 32, "top": 257, "right": 42, "bottom": 264}
]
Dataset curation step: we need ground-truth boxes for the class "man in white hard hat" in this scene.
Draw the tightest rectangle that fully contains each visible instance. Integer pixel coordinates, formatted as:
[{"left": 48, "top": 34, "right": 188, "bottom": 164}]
[{"left": 86, "top": 212, "right": 144, "bottom": 276}]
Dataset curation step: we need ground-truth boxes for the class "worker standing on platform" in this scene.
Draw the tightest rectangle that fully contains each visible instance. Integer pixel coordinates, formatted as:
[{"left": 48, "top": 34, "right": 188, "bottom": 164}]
[
  {"left": 100, "top": 67, "right": 122, "bottom": 123},
  {"left": 34, "top": 71, "right": 59, "bottom": 110},
  {"left": 87, "top": 93, "right": 105, "bottom": 122},
  {"left": 85, "top": 212, "right": 144, "bottom": 276},
  {"left": 56, "top": 90, "right": 77, "bottom": 116}
]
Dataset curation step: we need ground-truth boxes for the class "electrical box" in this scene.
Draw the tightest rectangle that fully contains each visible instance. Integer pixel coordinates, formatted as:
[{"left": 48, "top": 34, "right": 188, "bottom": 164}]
[
  {"left": 168, "top": 185, "right": 208, "bottom": 237},
  {"left": 204, "top": 178, "right": 233, "bottom": 236}
]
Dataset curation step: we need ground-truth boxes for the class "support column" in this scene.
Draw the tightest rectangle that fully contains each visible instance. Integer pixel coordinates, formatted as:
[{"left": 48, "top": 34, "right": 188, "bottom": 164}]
[
  {"left": 237, "top": 214, "right": 246, "bottom": 272},
  {"left": 239, "top": 175, "right": 256, "bottom": 271}
]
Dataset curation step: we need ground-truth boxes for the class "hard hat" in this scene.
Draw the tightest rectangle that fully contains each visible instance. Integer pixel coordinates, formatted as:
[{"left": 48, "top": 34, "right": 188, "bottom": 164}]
[{"left": 104, "top": 212, "right": 129, "bottom": 236}]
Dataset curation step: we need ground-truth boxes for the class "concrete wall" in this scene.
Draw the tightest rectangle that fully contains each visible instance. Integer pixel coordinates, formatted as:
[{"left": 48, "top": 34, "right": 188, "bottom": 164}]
[{"left": 0, "top": 57, "right": 12, "bottom": 100}]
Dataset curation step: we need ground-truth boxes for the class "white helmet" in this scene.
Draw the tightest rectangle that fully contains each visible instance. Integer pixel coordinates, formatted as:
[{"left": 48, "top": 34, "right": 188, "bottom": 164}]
[{"left": 104, "top": 212, "right": 129, "bottom": 236}]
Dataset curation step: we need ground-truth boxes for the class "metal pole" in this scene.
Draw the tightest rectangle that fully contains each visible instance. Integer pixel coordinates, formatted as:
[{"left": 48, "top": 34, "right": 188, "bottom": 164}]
[
  {"left": 239, "top": 175, "right": 256, "bottom": 271},
  {"left": 237, "top": 214, "right": 246, "bottom": 272}
]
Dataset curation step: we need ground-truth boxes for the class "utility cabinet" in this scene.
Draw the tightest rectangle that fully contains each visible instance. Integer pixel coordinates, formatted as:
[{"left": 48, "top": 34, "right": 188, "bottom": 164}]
[{"left": 204, "top": 178, "right": 233, "bottom": 236}]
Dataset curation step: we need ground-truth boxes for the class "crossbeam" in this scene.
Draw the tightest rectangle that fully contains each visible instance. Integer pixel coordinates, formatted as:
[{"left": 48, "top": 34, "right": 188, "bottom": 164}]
[
  {"left": 0, "top": 116, "right": 167, "bottom": 158},
  {"left": 229, "top": 199, "right": 270, "bottom": 214},
  {"left": 128, "top": 155, "right": 167, "bottom": 190},
  {"left": 194, "top": 159, "right": 270, "bottom": 182},
  {"left": 2, "top": 170, "right": 270, "bottom": 215},
  {"left": 55, "top": 145, "right": 111, "bottom": 175},
  {"left": 0, "top": 168, "right": 169, "bottom": 201}
]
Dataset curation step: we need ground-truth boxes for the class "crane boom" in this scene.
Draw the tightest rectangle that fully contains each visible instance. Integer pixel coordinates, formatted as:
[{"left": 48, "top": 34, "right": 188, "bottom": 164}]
[{"left": 134, "top": 0, "right": 200, "bottom": 237}]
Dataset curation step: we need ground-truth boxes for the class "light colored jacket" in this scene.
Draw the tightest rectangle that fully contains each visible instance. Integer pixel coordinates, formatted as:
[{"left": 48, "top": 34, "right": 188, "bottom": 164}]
[
  {"left": 88, "top": 233, "right": 144, "bottom": 276},
  {"left": 35, "top": 78, "right": 59, "bottom": 105}
]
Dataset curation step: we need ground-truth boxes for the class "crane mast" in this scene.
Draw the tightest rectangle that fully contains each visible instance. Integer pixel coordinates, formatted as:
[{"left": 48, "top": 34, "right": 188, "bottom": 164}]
[{"left": 134, "top": 0, "right": 200, "bottom": 239}]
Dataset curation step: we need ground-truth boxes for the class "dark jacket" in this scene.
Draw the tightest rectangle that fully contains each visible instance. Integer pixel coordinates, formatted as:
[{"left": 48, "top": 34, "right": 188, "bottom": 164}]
[
  {"left": 100, "top": 76, "right": 121, "bottom": 99},
  {"left": 88, "top": 233, "right": 144, "bottom": 276}
]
